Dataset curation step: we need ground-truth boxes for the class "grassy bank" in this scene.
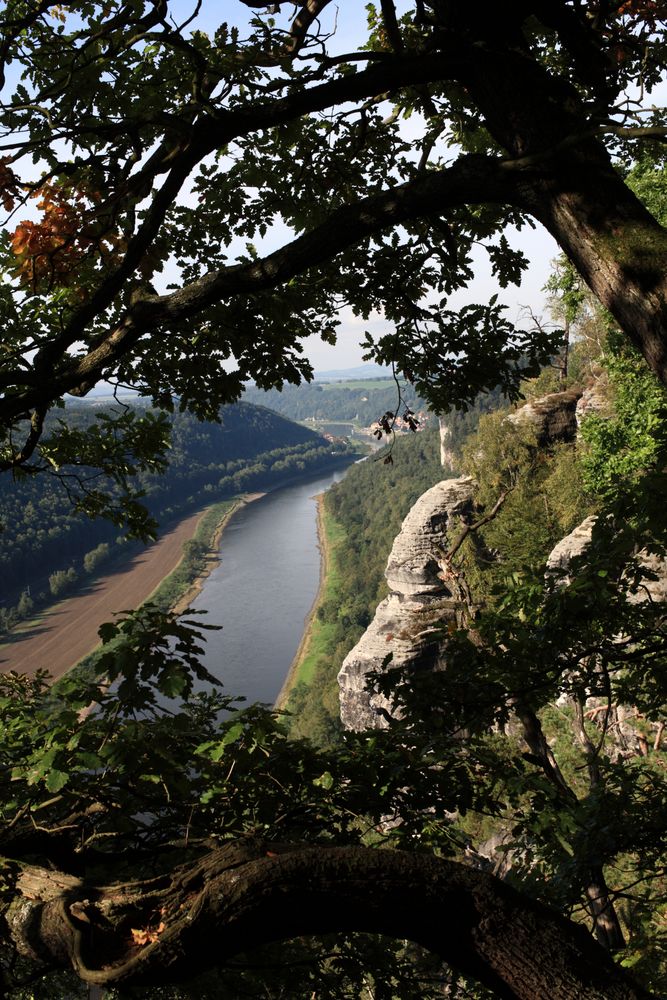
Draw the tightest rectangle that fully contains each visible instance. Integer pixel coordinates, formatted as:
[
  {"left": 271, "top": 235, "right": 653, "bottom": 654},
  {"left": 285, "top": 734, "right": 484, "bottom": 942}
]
[
  {"left": 62, "top": 498, "right": 242, "bottom": 686},
  {"left": 281, "top": 502, "right": 351, "bottom": 746},
  {"left": 148, "top": 498, "right": 241, "bottom": 612},
  {"left": 275, "top": 499, "right": 343, "bottom": 706}
]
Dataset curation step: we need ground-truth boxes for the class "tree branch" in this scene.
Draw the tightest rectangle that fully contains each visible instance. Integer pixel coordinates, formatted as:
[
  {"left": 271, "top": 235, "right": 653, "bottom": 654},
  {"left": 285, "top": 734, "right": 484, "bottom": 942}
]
[
  {"left": 4, "top": 841, "right": 653, "bottom": 999},
  {"left": 286, "top": 1, "right": 337, "bottom": 57},
  {"left": 0, "top": 154, "right": 524, "bottom": 423}
]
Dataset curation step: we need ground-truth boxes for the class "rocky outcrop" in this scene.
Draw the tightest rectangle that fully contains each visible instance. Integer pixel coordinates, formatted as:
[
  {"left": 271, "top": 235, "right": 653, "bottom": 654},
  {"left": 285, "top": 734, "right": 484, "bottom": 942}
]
[
  {"left": 339, "top": 389, "right": 585, "bottom": 732},
  {"left": 506, "top": 388, "right": 582, "bottom": 447},
  {"left": 575, "top": 378, "right": 610, "bottom": 430},
  {"left": 337, "top": 477, "right": 475, "bottom": 731},
  {"left": 627, "top": 551, "right": 667, "bottom": 605},
  {"left": 546, "top": 516, "right": 597, "bottom": 579},
  {"left": 546, "top": 516, "right": 667, "bottom": 756},
  {"left": 438, "top": 416, "right": 457, "bottom": 472},
  {"left": 547, "top": 516, "right": 667, "bottom": 603}
]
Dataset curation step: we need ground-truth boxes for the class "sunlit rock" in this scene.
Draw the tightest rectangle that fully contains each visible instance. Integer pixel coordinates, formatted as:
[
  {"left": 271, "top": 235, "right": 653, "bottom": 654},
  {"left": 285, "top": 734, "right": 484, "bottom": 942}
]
[
  {"left": 338, "top": 477, "right": 475, "bottom": 731},
  {"left": 506, "top": 388, "right": 582, "bottom": 447},
  {"left": 547, "top": 516, "right": 667, "bottom": 603},
  {"left": 438, "top": 416, "right": 457, "bottom": 472},
  {"left": 546, "top": 515, "right": 667, "bottom": 755},
  {"left": 575, "top": 378, "right": 611, "bottom": 430},
  {"left": 545, "top": 515, "right": 596, "bottom": 579}
]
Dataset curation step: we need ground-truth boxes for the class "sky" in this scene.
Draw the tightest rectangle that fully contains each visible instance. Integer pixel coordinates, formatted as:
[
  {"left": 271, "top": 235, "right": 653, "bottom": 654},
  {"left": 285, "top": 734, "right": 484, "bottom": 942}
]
[
  {"left": 1, "top": 1, "right": 563, "bottom": 377},
  {"left": 308, "top": 227, "right": 560, "bottom": 372}
]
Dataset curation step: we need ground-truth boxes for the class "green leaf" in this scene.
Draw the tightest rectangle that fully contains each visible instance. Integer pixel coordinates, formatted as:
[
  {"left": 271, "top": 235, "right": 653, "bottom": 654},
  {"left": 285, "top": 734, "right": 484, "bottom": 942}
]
[
  {"left": 221, "top": 721, "right": 245, "bottom": 747},
  {"left": 44, "top": 769, "right": 69, "bottom": 793},
  {"left": 98, "top": 622, "right": 118, "bottom": 643},
  {"left": 158, "top": 664, "right": 188, "bottom": 699}
]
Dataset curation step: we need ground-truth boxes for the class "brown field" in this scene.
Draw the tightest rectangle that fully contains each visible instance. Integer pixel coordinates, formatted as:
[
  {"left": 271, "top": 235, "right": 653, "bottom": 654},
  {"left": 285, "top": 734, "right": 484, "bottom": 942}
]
[{"left": 0, "top": 508, "right": 206, "bottom": 681}]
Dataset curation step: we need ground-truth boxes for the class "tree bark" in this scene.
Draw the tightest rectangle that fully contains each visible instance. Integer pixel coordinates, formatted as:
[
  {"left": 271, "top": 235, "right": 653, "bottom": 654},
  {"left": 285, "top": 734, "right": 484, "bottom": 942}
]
[
  {"left": 446, "top": 20, "right": 667, "bottom": 386},
  {"left": 527, "top": 160, "right": 667, "bottom": 384},
  {"left": 2, "top": 841, "right": 653, "bottom": 999}
]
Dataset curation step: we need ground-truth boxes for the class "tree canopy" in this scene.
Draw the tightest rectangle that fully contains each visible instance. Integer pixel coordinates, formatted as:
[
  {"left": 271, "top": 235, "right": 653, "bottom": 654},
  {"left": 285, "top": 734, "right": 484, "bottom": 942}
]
[
  {"left": 1, "top": 0, "right": 667, "bottom": 479},
  {"left": 2, "top": 2, "right": 667, "bottom": 998}
]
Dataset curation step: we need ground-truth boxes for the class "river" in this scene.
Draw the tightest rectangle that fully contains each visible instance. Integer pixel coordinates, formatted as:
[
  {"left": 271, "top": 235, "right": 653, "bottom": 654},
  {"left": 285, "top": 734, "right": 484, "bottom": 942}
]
[{"left": 189, "top": 466, "right": 351, "bottom": 705}]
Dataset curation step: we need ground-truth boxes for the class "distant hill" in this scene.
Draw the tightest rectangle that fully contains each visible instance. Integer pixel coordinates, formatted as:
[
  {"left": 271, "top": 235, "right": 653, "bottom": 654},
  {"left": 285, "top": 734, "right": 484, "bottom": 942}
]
[
  {"left": 313, "top": 363, "right": 389, "bottom": 381},
  {"left": 242, "top": 380, "right": 429, "bottom": 427},
  {"left": 83, "top": 365, "right": 389, "bottom": 395}
]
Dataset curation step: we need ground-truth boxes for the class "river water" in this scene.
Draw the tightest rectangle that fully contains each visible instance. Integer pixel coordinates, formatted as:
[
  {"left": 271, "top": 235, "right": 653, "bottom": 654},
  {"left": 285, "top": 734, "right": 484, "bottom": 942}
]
[{"left": 190, "top": 466, "right": 351, "bottom": 705}]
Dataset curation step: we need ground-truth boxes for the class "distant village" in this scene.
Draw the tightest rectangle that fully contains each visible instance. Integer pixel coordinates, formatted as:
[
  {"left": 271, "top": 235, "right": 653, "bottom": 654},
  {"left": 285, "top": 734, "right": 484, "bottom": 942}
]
[{"left": 314, "top": 406, "right": 432, "bottom": 446}]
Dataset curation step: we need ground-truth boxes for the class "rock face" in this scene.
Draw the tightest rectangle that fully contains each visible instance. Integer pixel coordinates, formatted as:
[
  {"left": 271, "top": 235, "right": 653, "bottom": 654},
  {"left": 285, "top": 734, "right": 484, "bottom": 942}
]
[
  {"left": 575, "top": 379, "right": 610, "bottom": 430},
  {"left": 628, "top": 551, "right": 667, "bottom": 605},
  {"left": 338, "top": 477, "right": 475, "bottom": 731},
  {"left": 547, "top": 516, "right": 667, "bottom": 603},
  {"left": 506, "top": 388, "right": 582, "bottom": 447},
  {"left": 546, "top": 516, "right": 597, "bottom": 578},
  {"left": 546, "top": 516, "right": 667, "bottom": 755},
  {"left": 438, "top": 416, "right": 457, "bottom": 472}
]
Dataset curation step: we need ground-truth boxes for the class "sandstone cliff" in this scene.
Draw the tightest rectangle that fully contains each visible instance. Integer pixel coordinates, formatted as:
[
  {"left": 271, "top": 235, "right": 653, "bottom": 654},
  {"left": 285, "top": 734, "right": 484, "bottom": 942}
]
[
  {"left": 337, "top": 477, "right": 475, "bottom": 731},
  {"left": 547, "top": 515, "right": 667, "bottom": 604},
  {"left": 546, "top": 515, "right": 667, "bottom": 757},
  {"left": 438, "top": 416, "right": 457, "bottom": 472},
  {"left": 505, "top": 387, "right": 582, "bottom": 446},
  {"left": 339, "top": 389, "right": 592, "bottom": 731},
  {"left": 338, "top": 389, "right": 593, "bottom": 732}
]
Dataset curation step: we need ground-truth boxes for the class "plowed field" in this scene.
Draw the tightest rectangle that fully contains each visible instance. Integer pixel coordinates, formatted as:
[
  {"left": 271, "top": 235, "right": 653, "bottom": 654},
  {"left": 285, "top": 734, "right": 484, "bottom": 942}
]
[{"left": 0, "top": 508, "right": 205, "bottom": 681}]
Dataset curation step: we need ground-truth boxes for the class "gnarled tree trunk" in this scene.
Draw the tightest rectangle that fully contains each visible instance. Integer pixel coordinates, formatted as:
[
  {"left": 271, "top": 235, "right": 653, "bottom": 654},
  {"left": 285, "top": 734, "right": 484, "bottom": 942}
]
[{"left": 3, "top": 840, "right": 654, "bottom": 999}]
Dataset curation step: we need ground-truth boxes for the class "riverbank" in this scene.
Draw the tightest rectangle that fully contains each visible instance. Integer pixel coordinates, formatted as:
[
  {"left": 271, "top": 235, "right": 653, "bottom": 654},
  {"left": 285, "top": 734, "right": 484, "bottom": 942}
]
[
  {"left": 275, "top": 496, "right": 346, "bottom": 712},
  {"left": 172, "top": 494, "right": 264, "bottom": 612},
  {"left": 154, "top": 493, "right": 265, "bottom": 615},
  {"left": 0, "top": 495, "right": 265, "bottom": 682},
  {"left": 1, "top": 456, "right": 358, "bottom": 688},
  {"left": 274, "top": 493, "right": 327, "bottom": 709},
  {"left": 157, "top": 458, "right": 357, "bottom": 621}
]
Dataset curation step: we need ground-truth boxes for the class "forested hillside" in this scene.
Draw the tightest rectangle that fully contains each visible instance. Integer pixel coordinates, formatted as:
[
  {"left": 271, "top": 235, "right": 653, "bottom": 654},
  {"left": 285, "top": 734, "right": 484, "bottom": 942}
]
[
  {"left": 242, "top": 378, "right": 429, "bottom": 426},
  {"left": 0, "top": 400, "right": 352, "bottom": 625}
]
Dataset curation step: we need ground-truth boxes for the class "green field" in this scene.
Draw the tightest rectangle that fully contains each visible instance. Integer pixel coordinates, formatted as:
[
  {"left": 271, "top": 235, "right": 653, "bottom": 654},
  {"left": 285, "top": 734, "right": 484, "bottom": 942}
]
[
  {"left": 60, "top": 499, "right": 238, "bottom": 688},
  {"left": 318, "top": 377, "right": 400, "bottom": 392}
]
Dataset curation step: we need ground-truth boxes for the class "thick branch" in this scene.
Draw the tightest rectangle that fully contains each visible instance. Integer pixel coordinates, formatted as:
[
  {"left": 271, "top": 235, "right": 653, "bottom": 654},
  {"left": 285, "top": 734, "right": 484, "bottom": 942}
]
[
  {"left": 524, "top": 157, "right": 667, "bottom": 383},
  {"left": 132, "top": 156, "right": 520, "bottom": 325},
  {"left": 0, "top": 154, "right": 523, "bottom": 419},
  {"left": 28, "top": 48, "right": 471, "bottom": 376},
  {"left": 4, "top": 842, "right": 653, "bottom": 999},
  {"left": 286, "top": 1, "right": 337, "bottom": 57}
]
